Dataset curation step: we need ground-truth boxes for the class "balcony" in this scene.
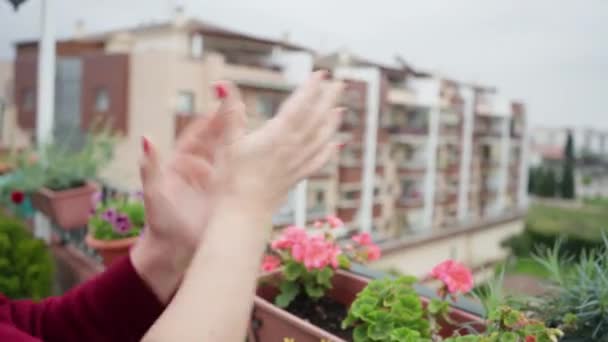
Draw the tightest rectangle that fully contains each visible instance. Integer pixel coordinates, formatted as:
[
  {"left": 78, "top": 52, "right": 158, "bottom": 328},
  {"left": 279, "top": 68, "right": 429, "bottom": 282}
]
[
  {"left": 387, "top": 87, "right": 417, "bottom": 106},
  {"left": 223, "top": 62, "right": 286, "bottom": 86},
  {"left": 271, "top": 206, "right": 328, "bottom": 226}
]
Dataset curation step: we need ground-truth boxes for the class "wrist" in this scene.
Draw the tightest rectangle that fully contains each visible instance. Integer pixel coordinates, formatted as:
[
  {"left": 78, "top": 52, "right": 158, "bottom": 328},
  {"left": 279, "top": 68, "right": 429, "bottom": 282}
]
[{"left": 130, "top": 233, "right": 188, "bottom": 304}]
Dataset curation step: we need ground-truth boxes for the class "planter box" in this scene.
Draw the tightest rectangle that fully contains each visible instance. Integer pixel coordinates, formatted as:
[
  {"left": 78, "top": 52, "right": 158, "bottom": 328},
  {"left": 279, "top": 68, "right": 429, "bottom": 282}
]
[
  {"left": 251, "top": 269, "right": 484, "bottom": 342},
  {"left": 31, "top": 182, "right": 97, "bottom": 229},
  {"left": 85, "top": 233, "right": 138, "bottom": 267}
]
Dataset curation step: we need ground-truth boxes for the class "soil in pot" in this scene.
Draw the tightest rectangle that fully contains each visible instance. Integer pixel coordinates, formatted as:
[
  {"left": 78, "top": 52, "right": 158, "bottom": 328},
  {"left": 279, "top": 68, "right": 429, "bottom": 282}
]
[{"left": 285, "top": 294, "right": 353, "bottom": 341}]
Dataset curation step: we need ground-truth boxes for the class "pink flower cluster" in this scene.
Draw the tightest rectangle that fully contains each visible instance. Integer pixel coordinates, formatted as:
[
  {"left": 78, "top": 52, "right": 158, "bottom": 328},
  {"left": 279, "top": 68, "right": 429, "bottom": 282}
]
[
  {"left": 430, "top": 259, "right": 474, "bottom": 295},
  {"left": 351, "top": 232, "right": 381, "bottom": 262},
  {"left": 313, "top": 215, "right": 344, "bottom": 229},
  {"left": 271, "top": 226, "right": 341, "bottom": 270},
  {"left": 262, "top": 215, "right": 382, "bottom": 272}
]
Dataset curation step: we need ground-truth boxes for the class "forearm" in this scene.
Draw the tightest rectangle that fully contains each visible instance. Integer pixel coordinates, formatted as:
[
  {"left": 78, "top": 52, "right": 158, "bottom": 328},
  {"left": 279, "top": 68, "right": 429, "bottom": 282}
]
[
  {"left": 9, "top": 256, "right": 164, "bottom": 342},
  {"left": 143, "top": 201, "right": 271, "bottom": 342}
]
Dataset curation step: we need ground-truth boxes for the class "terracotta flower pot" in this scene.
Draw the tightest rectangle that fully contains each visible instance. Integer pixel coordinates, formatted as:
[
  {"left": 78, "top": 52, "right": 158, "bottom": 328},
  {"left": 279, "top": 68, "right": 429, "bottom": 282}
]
[
  {"left": 31, "top": 182, "right": 97, "bottom": 229},
  {"left": 250, "top": 269, "right": 485, "bottom": 342},
  {"left": 85, "top": 233, "right": 138, "bottom": 267}
]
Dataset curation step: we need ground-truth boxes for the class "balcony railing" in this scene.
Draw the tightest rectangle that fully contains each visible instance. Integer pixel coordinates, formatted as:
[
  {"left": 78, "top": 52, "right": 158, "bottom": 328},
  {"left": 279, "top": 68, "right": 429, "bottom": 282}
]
[{"left": 387, "top": 125, "right": 428, "bottom": 135}]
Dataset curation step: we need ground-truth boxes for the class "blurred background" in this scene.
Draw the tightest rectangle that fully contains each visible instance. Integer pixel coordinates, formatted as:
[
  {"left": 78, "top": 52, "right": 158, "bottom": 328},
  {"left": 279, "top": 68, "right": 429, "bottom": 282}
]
[{"left": 0, "top": 1, "right": 607, "bottom": 339}]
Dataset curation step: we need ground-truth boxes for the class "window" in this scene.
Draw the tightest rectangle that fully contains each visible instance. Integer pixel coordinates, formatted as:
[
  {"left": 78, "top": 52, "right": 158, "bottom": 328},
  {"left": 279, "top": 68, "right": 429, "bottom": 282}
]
[
  {"left": 344, "top": 190, "right": 359, "bottom": 200},
  {"left": 256, "top": 95, "right": 276, "bottom": 119},
  {"left": 315, "top": 191, "right": 325, "bottom": 206},
  {"left": 94, "top": 88, "right": 110, "bottom": 112},
  {"left": 22, "top": 88, "right": 34, "bottom": 111},
  {"left": 190, "top": 33, "right": 204, "bottom": 58},
  {"left": 177, "top": 91, "right": 195, "bottom": 114}
]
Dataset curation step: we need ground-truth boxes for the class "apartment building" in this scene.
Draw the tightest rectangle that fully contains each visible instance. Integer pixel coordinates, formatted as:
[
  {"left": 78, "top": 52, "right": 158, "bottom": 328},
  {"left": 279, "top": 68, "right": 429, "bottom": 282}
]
[
  {"left": 12, "top": 12, "right": 340, "bottom": 225},
  {"left": 316, "top": 51, "right": 528, "bottom": 239},
  {"left": 11, "top": 15, "right": 528, "bottom": 236}
]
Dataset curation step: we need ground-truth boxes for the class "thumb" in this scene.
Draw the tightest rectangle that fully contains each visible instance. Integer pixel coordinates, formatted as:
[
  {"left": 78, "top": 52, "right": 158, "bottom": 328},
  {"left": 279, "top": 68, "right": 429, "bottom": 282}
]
[
  {"left": 213, "top": 81, "right": 247, "bottom": 143},
  {"left": 139, "top": 136, "right": 160, "bottom": 191}
]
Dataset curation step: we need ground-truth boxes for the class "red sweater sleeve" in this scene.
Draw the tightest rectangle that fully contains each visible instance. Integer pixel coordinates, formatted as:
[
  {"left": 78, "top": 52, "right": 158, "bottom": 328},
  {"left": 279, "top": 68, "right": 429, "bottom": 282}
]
[{"left": 1, "top": 256, "right": 164, "bottom": 342}]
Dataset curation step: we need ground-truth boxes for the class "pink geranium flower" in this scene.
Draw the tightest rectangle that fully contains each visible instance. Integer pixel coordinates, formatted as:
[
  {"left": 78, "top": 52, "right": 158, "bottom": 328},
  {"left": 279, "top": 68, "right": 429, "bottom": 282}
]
[
  {"left": 430, "top": 259, "right": 474, "bottom": 295},
  {"left": 352, "top": 232, "right": 372, "bottom": 246},
  {"left": 366, "top": 244, "right": 381, "bottom": 261},
  {"left": 326, "top": 215, "right": 344, "bottom": 228},
  {"left": 313, "top": 220, "right": 324, "bottom": 228},
  {"left": 261, "top": 255, "right": 281, "bottom": 272},
  {"left": 271, "top": 225, "right": 307, "bottom": 250},
  {"left": 291, "top": 235, "right": 342, "bottom": 270}
]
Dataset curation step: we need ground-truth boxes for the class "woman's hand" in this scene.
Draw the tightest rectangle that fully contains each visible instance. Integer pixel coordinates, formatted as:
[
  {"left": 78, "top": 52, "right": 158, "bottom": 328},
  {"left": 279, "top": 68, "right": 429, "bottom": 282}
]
[
  {"left": 143, "top": 70, "right": 345, "bottom": 341},
  {"left": 130, "top": 86, "right": 247, "bottom": 303},
  {"left": 210, "top": 71, "right": 344, "bottom": 216}
]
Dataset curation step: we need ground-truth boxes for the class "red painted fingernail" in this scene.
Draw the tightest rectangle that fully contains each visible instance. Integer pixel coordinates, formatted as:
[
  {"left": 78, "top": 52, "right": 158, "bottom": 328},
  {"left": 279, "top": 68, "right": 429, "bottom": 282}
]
[
  {"left": 142, "top": 136, "right": 150, "bottom": 155},
  {"left": 214, "top": 84, "right": 228, "bottom": 99},
  {"left": 338, "top": 142, "right": 347, "bottom": 149}
]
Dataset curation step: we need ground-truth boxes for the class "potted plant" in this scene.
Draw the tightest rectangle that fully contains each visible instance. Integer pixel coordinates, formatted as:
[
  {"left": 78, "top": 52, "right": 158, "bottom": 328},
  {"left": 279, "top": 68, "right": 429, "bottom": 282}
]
[
  {"left": 1, "top": 150, "right": 44, "bottom": 220},
  {"left": 85, "top": 192, "right": 144, "bottom": 266},
  {"left": 519, "top": 238, "right": 608, "bottom": 341},
  {"left": 253, "top": 216, "right": 381, "bottom": 341},
  {"left": 30, "top": 132, "right": 115, "bottom": 229},
  {"left": 250, "top": 216, "right": 488, "bottom": 341}
]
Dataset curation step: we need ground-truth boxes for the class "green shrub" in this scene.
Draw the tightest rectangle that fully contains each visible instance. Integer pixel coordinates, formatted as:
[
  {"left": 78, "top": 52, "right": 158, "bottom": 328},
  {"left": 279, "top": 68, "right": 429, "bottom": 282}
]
[
  {"left": 342, "top": 276, "right": 433, "bottom": 341},
  {"left": 0, "top": 215, "right": 53, "bottom": 299},
  {"left": 528, "top": 237, "right": 608, "bottom": 341}
]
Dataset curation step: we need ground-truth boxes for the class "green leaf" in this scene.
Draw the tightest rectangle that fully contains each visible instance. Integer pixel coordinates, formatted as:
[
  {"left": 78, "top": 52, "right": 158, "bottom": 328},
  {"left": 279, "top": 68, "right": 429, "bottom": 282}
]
[
  {"left": 389, "top": 327, "right": 421, "bottom": 342},
  {"left": 353, "top": 325, "right": 370, "bottom": 342},
  {"left": 304, "top": 281, "right": 325, "bottom": 299},
  {"left": 338, "top": 254, "right": 351, "bottom": 269},
  {"left": 498, "top": 332, "right": 518, "bottom": 342},
  {"left": 274, "top": 281, "right": 300, "bottom": 308},
  {"left": 315, "top": 267, "right": 333, "bottom": 287},
  {"left": 367, "top": 312, "right": 393, "bottom": 340},
  {"left": 428, "top": 298, "right": 449, "bottom": 315},
  {"left": 283, "top": 261, "right": 305, "bottom": 281},
  {"left": 503, "top": 310, "right": 521, "bottom": 328}
]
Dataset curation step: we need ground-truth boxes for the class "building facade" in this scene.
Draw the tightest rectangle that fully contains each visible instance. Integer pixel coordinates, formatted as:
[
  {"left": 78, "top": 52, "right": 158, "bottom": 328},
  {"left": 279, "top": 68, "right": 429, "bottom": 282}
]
[{"left": 11, "top": 16, "right": 529, "bottom": 238}]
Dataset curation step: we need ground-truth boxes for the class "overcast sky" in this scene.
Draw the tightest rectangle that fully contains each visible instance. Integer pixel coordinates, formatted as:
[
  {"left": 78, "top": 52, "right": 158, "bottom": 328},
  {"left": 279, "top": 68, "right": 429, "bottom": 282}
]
[{"left": 1, "top": 0, "right": 606, "bottom": 129}]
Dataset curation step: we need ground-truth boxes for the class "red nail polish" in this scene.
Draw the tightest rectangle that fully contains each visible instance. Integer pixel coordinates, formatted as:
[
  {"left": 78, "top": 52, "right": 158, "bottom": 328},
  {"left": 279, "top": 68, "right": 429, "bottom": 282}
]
[
  {"left": 142, "top": 136, "right": 150, "bottom": 155},
  {"left": 214, "top": 84, "right": 228, "bottom": 99},
  {"left": 338, "top": 142, "right": 347, "bottom": 149}
]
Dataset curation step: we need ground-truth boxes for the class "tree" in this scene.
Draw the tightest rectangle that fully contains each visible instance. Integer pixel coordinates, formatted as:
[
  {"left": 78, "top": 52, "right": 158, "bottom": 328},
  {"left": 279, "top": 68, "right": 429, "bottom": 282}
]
[
  {"left": 528, "top": 167, "right": 538, "bottom": 195},
  {"left": 536, "top": 168, "right": 557, "bottom": 198},
  {"left": 561, "top": 131, "right": 576, "bottom": 199}
]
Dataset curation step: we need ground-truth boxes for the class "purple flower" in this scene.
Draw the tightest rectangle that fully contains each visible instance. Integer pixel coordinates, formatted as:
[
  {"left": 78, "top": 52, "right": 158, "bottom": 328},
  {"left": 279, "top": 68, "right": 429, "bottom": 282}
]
[
  {"left": 113, "top": 214, "right": 132, "bottom": 235},
  {"left": 101, "top": 208, "right": 118, "bottom": 223}
]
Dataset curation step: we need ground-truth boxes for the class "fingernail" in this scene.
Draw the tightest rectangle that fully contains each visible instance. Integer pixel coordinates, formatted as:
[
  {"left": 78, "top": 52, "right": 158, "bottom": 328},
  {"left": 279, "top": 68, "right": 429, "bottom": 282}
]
[
  {"left": 338, "top": 142, "right": 347, "bottom": 149},
  {"left": 338, "top": 107, "right": 347, "bottom": 116},
  {"left": 214, "top": 84, "right": 228, "bottom": 99},
  {"left": 142, "top": 136, "right": 150, "bottom": 155}
]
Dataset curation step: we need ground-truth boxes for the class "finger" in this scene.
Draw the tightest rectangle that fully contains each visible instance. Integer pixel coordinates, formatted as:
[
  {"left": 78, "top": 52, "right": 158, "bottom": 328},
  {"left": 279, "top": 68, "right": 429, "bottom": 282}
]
[
  {"left": 313, "top": 106, "right": 345, "bottom": 148},
  {"left": 213, "top": 81, "right": 247, "bottom": 143},
  {"left": 292, "top": 107, "right": 343, "bottom": 173},
  {"left": 311, "top": 81, "right": 344, "bottom": 129},
  {"left": 299, "top": 81, "right": 343, "bottom": 144},
  {"left": 278, "top": 70, "right": 326, "bottom": 125},
  {"left": 294, "top": 142, "right": 337, "bottom": 181},
  {"left": 170, "top": 154, "right": 213, "bottom": 189},
  {"left": 139, "top": 136, "right": 161, "bottom": 191},
  {"left": 175, "top": 116, "right": 216, "bottom": 160}
]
